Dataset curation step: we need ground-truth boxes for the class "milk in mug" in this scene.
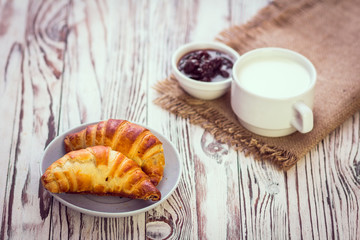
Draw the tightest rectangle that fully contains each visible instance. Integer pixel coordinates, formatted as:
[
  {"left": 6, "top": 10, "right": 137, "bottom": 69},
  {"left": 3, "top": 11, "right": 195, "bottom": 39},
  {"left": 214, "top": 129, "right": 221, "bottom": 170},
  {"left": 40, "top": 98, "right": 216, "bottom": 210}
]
[{"left": 236, "top": 56, "right": 311, "bottom": 98}]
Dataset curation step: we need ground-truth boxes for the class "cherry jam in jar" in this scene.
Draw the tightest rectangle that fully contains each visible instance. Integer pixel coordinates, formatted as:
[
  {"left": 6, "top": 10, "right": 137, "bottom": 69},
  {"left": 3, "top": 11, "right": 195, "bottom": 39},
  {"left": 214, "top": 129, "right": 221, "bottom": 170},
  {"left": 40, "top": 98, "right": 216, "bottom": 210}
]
[{"left": 177, "top": 49, "right": 234, "bottom": 82}]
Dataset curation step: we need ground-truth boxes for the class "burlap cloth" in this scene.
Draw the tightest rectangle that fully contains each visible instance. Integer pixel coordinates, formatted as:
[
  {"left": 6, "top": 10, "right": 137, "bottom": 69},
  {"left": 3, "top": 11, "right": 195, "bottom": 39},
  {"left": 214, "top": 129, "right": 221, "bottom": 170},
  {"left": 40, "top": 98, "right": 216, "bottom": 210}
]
[{"left": 154, "top": 0, "right": 360, "bottom": 169}]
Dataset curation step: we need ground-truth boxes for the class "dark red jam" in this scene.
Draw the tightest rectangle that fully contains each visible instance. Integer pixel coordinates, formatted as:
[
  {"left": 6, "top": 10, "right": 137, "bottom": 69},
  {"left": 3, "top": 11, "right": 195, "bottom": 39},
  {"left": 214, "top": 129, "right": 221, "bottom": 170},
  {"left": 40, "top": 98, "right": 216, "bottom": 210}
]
[{"left": 177, "top": 49, "right": 234, "bottom": 82}]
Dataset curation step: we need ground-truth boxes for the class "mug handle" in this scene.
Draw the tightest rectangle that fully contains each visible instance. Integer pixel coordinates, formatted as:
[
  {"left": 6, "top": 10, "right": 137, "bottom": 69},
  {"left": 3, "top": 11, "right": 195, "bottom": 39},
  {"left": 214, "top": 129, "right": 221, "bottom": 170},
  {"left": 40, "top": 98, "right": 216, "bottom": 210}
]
[{"left": 291, "top": 102, "right": 313, "bottom": 133}]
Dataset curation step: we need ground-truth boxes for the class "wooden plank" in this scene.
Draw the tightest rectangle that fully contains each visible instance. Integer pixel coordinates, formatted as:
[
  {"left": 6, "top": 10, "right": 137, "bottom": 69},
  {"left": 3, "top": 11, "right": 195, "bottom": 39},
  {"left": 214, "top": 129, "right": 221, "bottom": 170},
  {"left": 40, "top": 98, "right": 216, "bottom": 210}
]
[
  {"left": 0, "top": 3, "right": 29, "bottom": 233},
  {"left": 0, "top": 0, "right": 69, "bottom": 239},
  {"left": 0, "top": 39, "right": 24, "bottom": 240}
]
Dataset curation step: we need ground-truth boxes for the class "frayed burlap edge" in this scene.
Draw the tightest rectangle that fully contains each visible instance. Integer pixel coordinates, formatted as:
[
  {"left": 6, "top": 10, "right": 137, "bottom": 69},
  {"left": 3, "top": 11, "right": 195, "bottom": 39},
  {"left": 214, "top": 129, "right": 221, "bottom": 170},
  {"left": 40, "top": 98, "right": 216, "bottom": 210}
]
[{"left": 153, "top": 77, "right": 298, "bottom": 170}]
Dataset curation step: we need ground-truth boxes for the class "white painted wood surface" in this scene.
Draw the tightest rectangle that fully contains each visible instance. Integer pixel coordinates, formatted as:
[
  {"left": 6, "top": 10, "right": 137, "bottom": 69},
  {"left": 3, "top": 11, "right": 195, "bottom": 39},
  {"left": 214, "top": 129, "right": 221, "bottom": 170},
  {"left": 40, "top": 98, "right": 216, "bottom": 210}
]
[{"left": 1, "top": 0, "right": 359, "bottom": 239}]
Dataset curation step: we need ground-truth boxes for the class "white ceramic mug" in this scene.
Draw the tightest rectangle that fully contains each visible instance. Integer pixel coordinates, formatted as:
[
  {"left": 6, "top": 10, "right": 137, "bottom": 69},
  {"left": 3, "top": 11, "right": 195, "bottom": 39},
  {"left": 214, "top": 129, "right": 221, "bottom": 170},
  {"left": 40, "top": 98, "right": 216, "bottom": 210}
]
[{"left": 231, "top": 48, "right": 317, "bottom": 137}]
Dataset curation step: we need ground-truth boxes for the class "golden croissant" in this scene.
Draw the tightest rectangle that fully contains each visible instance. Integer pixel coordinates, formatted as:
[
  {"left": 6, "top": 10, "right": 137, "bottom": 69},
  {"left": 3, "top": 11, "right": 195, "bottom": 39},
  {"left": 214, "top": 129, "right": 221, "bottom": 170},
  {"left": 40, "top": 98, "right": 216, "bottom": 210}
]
[
  {"left": 63, "top": 119, "right": 165, "bottom": 186},
  {"left": 41, "top": 146, "right": 161, "bottom": 201}
]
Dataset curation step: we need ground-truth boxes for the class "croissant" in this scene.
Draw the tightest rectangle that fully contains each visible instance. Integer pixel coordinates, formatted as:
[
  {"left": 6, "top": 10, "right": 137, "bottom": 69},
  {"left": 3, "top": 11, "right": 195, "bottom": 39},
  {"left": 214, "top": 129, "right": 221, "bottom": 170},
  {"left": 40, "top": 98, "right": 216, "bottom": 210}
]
[
  {"left": 41, "top": 146, "right": 161, "bottom": 201},
  {"left": 63, "top": 119, "right": 165, "bottom": 186}
]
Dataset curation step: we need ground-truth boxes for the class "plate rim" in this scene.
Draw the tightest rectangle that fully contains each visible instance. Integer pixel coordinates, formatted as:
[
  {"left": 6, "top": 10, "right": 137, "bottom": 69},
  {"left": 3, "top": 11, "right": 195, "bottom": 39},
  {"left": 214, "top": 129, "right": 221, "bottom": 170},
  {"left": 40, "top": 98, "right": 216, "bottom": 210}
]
[{"left": 39, "top": 120, "right": 182, "bottom": 218}]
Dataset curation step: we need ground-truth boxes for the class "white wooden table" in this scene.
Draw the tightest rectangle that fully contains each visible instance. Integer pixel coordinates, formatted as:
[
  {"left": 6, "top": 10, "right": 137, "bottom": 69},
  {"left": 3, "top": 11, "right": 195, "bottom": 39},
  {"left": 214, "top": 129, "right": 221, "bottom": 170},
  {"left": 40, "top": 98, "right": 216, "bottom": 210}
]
[{"left": 1, "top": 0, "right": 359, "bottom": 239}]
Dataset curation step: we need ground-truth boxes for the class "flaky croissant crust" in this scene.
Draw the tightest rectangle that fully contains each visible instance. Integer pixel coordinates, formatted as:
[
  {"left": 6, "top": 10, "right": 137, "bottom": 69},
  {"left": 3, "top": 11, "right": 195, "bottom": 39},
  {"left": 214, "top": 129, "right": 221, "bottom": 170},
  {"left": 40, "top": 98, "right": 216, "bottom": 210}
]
[
  {"left": 64, "top": 119, "right": 165, "bottom": 186},
  {"left": 41, "top": 146, "right": 161, "bottom": 201}
]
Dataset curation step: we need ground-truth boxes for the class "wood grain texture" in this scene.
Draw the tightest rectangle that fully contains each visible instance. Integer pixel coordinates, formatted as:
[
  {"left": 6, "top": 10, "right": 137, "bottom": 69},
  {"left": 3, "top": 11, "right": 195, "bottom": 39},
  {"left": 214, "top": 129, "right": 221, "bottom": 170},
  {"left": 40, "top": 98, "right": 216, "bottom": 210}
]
[
  {"left": 0, "top": 0, "right": 68, "bottom": 239},
  {"left": 0, "top": 0, "right": 359, "bottom": 239}
]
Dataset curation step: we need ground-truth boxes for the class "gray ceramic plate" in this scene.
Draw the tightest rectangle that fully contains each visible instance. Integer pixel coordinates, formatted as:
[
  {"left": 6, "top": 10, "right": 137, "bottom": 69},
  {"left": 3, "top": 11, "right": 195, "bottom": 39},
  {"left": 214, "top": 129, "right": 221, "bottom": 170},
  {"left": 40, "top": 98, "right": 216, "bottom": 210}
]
[{"left": 40, "top": 121, "right": 182, "bottom": 217}]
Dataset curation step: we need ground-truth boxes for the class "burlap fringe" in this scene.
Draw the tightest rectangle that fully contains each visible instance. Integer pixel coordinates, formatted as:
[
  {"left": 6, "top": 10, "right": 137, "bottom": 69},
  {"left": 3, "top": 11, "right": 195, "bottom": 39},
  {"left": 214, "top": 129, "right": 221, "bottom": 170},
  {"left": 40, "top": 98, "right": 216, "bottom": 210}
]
[{"left": 153, "top": 77, "right": 298, "bottom": 170}]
